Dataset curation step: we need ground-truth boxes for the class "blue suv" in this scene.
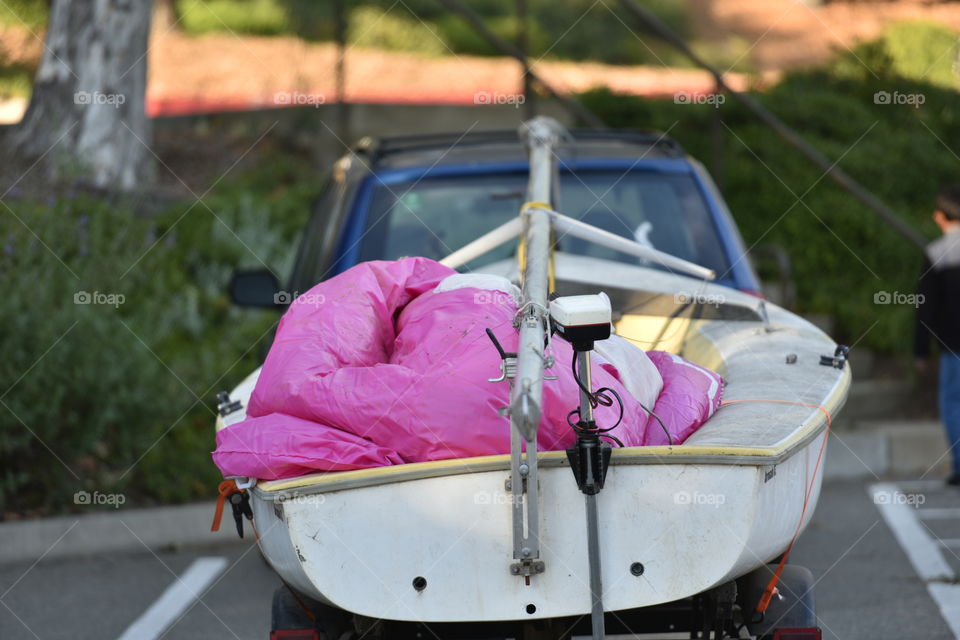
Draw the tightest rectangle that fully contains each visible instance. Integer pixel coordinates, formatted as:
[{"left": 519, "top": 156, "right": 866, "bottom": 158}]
[{"left": 229, "top": 129, "right": 760, "bottom": 306}]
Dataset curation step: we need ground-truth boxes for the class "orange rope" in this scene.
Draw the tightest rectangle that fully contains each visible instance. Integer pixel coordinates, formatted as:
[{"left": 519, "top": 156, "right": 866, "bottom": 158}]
[
  {"left": 718, "top": 399, "right": 832, "bottom": 615},
  {"left": 210, "top": 479, "right": 241, "bottom": 532},
  {"left": 211, "top": 481, "right": 318, "bottom": 624}
]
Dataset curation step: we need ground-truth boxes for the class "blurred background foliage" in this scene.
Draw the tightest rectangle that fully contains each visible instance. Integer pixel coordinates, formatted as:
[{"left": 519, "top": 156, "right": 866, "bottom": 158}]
[
  {"left": 172, "top": 0, "right": 700, "bottom": 66},
  {"left": 583, "top": 19, "right": 960, "bottom": 356},
  {"left": 832, "top": 19, "right": 960, "bottom": 89},
  {"left": 0, "top": 0, "right": 747, "bottom": 101},
  {"left": 0, "top": 61, "right": 33, "bottom": 99},
  {"left": 0, "top": 156, "right": 316, "bottom": 514},
  {"left": 0, "top": 0, "right": 47, "bottom": 28},
  {"left": 0, "top": 0, "right": 712, "bottom": 68}
]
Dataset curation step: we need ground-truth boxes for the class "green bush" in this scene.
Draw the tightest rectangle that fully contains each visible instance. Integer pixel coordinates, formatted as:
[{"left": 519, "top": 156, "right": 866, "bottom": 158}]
[
  {"left": 171, "top": 0, "right": 695, "bottom": 66},
  {"left": 178, "top": 0, "right": 290, "bottom": 37},
  {"left": 833, "top": 20, "right": 959, "bottom": 89},
  {"left": 0, "top": 161, "right": 314, "bottom": 514},
  {"left": 581, "top": 22, "right": 960, "bottom": 355},
  {"left": 0, "top": 60, "right": 34, "bottom": 99},
  {"left": 438, "top": 14, "right": 552, "bottom": 59},
  {"left": 0, "top": 0, "right": 48, "bottom": 29},
  {"left": 348, "top": 6, "right": 448, "bottom": 56},
  {"left": 0, "top": 0, "right": 45, "bottom": 103}
]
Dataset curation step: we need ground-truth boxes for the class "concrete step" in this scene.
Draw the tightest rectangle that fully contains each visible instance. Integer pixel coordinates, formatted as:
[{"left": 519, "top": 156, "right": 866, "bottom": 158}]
[
  {"left": 825, "top": 420, "right": 951, "bottom": 480},
  {"left": 0, "top": 501, "right": 245, "bottom": 565},
  {"left": 840, "top": 378, "right": 923, "bottom": 422}
]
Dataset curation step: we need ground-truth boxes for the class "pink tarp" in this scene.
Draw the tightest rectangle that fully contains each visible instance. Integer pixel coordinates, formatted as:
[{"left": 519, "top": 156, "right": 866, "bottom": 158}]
[{"left": 213, "top": 258, "right": 724, "bottom": 480}]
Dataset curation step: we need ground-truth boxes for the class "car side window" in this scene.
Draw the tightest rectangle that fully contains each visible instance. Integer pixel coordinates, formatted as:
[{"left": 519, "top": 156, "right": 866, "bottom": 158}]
[{"left": 289, "top": 171, "right": 347, "bottom": 292}]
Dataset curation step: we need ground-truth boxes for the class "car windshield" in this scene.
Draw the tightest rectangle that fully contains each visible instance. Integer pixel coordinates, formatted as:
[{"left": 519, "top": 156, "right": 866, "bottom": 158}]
[{"left": 357, "top": 169, "right": 730, "bottom": 275}]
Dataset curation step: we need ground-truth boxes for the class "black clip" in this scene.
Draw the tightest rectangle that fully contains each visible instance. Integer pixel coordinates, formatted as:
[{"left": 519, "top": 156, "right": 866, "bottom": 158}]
[
  {"left": 566, "top": 435, "right": 611, "bottom": 496},
  {"left": 229, "top": 491, "right": 253, "bottom": 538},
  {"left": 485, "top": 328, "right": 519, "bottom": 384},
  {"left": 485, "top": 328, "right": 516, "bottom": 360},
  {"left": 216, "top": 391, "right": 243, "bottom": 417},
  {"left": 819, "top": 345, "right": 850, "bottom": 370}
]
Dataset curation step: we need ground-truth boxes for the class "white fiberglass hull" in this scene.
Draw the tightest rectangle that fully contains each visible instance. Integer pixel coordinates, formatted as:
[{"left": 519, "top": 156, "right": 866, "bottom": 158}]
[
  {"left": 249, "top": 438, "right": 825, "bottom": 622},
  {"left": 220, "top": 257, "right": 850, "bottom": 623}
]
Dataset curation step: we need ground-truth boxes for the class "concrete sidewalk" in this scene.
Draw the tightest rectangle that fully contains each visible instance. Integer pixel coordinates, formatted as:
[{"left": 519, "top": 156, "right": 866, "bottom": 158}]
[{"left": 0, "top": 501, "right": 247, "bottom": 565}]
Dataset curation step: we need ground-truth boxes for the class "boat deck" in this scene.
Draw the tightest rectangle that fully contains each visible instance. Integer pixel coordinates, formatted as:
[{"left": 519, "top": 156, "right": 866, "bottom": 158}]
[{"left": 255, "top": 259, "right": 849, "bottom": 497}]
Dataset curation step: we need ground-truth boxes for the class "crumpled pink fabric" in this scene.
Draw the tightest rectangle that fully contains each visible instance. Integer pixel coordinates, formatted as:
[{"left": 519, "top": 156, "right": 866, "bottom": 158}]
[
  {"left": 643, "top": 351, "right": 724, "bottom": 446},
  {"left": 213, "top": 257, "right": 724, "bottom": 480}
]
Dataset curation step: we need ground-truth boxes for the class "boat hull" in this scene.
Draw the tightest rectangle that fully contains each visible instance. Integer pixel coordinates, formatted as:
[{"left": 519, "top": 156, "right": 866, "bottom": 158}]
[
  {"left": 224, "top": 259, "right": 850, "bottom": 623},
  {"left": 250, "top": 431, "right": 824, "bottom": 623}
]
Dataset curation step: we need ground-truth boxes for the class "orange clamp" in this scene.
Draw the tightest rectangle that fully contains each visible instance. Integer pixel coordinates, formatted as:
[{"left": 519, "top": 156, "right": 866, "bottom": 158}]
[{"left": 211, "top": 479, "right": 242, "bottom": 532}]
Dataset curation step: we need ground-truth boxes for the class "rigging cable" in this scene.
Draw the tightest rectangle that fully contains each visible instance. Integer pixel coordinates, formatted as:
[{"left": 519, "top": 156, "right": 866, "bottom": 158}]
[
  {"left": 567, "top": 349, "right": 623, "bottom": 446},
  {"left": 567, "top": 348, "right": 674, "bottom": 446}
]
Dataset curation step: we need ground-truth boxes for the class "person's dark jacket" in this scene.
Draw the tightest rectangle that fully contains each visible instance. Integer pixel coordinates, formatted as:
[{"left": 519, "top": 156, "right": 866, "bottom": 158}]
[{"left": 915, "top": 229, "right": 960, "bottom": 358}]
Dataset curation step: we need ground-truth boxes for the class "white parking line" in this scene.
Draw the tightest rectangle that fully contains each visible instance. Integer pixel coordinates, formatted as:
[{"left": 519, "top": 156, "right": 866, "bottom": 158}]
[
  {"left": 870, "top": 483, "right": 960, "bottom": 638},
  {"left": 116, "top": 556, "right": 228, "bottom": 640}
]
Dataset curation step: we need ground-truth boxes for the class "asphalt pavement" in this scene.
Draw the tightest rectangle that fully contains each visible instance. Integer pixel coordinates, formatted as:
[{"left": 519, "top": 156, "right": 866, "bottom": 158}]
[{"left": 1, "top": 478, "right": 956, "bottom": 640}]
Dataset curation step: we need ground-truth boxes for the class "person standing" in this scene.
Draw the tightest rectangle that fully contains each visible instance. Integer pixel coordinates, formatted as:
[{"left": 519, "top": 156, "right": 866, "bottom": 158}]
[{"left": 916, "top": 185, "right": 960, "bottom": 484}]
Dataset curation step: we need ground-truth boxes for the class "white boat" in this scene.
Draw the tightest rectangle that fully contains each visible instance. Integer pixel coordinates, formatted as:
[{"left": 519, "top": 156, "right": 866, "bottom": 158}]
[{"left": 215, "top": 119, "right": 850, "bottom": 639}]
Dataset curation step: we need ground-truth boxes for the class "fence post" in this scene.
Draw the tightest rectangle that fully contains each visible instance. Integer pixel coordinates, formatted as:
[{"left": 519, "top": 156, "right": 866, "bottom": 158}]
[
  {"left": 711, "top": 77, "right": 724, "bottom": 190},
  {"left": 517, "top": 0, "right": 535, "bottom": 120},
  {"left": 334, "top": 0, "right": 349, "bottom": 143}
]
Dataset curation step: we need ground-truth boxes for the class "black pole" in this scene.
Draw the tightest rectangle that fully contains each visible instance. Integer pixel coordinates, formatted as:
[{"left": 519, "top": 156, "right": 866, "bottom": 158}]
[
  {"left": 516, "top": 0, "right": 535, "bottom": 120},
  {"left": 566, "top": 349, "right": 611, "bottom": 640},
  {"left": 710, "top": 77, "right": 724, "bottom": 191},
  {"left": 333, "top": 0, "right": 349, "bottom": 142}
]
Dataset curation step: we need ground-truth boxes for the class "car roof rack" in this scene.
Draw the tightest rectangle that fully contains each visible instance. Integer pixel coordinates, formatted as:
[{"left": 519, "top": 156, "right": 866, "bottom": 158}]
[{"left": 351, "top": 128, "right": 684, "bottom": 163}]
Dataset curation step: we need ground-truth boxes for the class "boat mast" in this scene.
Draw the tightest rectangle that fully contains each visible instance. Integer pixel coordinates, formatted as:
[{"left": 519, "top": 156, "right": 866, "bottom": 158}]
[
  {"left": 512, "top": 116, "right": 562, "bottom": 440},
  {"left": 505, "top": 117, "right": 564, "bottom": 584},
  {"left": 440, "top": 119, "right": 717, "bottom": 630},
  {"left": 518, "top": 118, "right": 613, "bottom": 640}
]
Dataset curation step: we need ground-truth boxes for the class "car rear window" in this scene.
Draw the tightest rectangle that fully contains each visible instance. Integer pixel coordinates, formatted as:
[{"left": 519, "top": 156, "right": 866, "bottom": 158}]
[{"left": 357, "top": 169, "right": 730, "bottom": 275}]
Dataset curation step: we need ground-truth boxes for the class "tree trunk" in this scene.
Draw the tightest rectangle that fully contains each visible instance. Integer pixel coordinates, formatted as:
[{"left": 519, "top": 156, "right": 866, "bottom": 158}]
[{"left": 12, "top": 0, "right": 153, "bottom": 191}]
